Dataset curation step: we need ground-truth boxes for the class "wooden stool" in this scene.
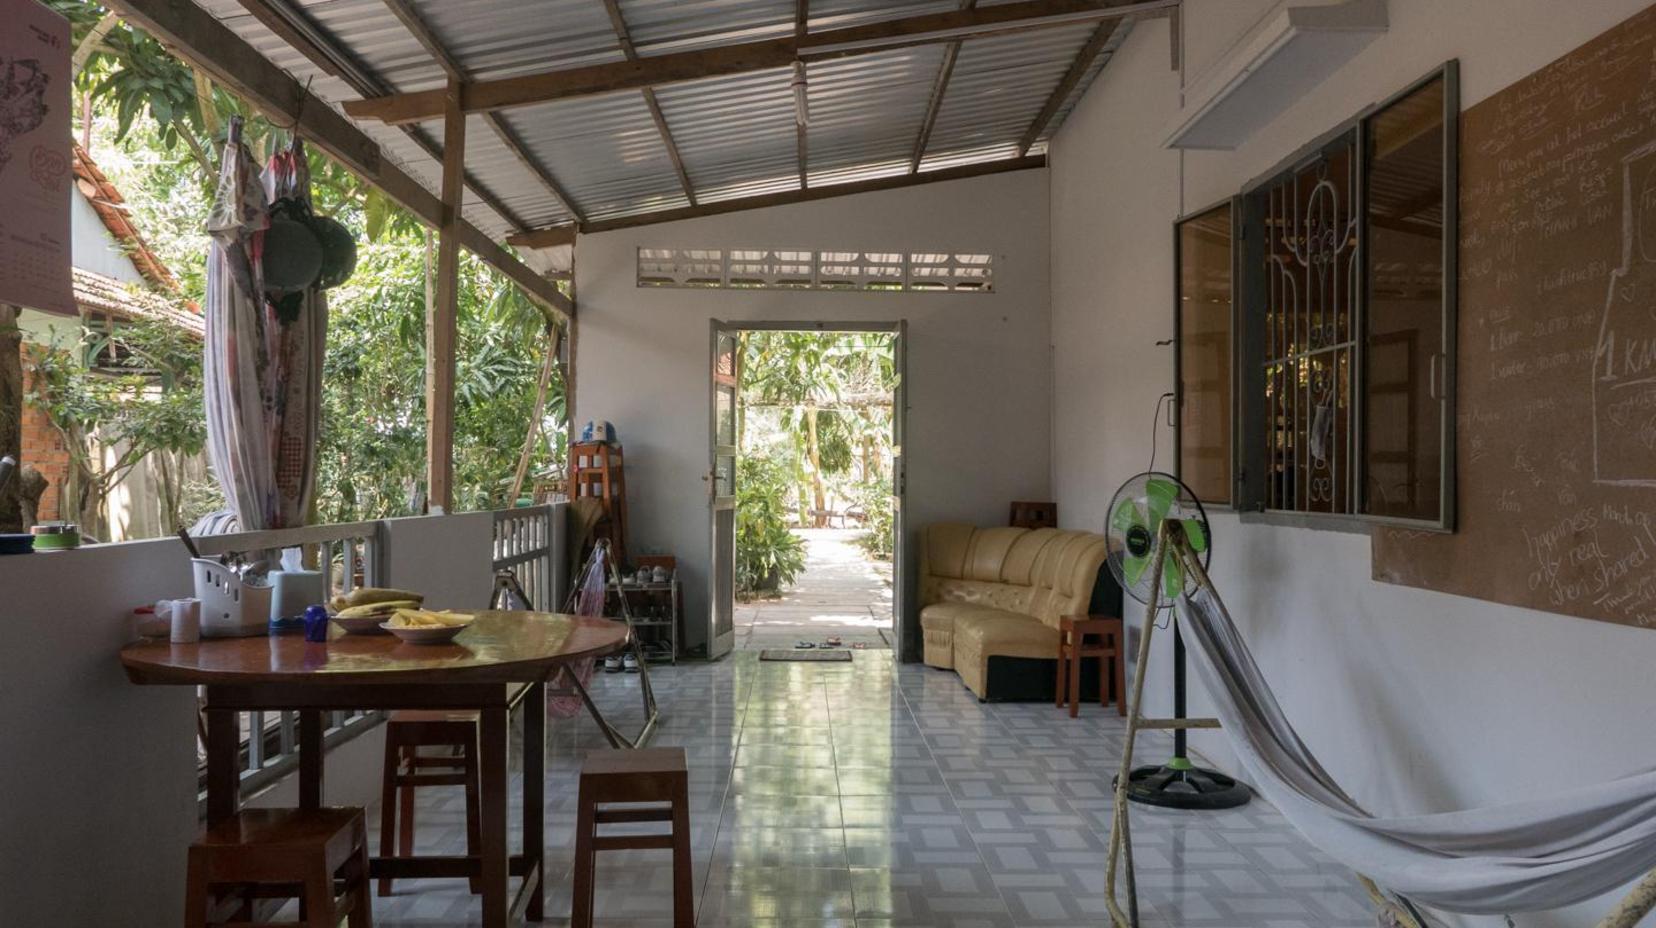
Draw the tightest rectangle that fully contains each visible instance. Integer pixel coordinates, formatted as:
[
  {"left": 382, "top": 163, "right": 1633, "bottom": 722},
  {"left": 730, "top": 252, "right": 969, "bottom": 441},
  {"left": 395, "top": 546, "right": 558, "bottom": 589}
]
[
  {"left": 572, "top": 747, "right": 693, "bottom": 928},
  {"left": 1056, "top": 615, "right": 1125, "bottom": 718},
  {"left": 184, "top": 807, "right": 371, "bottom": 928},
  {"left": 1009, "top": 500, "right": 1058, "bottom": 529},
  {"left": 377, "top": 710, "right": 481, "bottom": 896}
]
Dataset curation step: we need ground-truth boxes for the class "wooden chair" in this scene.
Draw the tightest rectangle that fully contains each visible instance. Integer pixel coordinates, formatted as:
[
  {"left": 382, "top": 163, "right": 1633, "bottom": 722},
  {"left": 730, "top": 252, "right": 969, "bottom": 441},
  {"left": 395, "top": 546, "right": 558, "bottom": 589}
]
[
  {"left": 571, "top": 747, "right": 694, "bottom": 928},
  {"left": 184, "top": 807, "right": 371, "bottom": 928},
  {"left": 1057, "top": 615, "right": 1125, "bottom": 718},
  {"left": 1010, "top": 500, "right": 1058, "bottom": 529},
  {"left": 377, "top": 710, "right": 481, "bottom": 896}
]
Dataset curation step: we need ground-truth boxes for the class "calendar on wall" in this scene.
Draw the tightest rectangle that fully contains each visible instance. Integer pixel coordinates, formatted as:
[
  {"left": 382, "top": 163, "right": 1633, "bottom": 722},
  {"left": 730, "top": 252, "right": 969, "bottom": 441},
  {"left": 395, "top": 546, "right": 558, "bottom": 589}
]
[{"left": 0, "top": 0, "right": 73, "bottom": 317}]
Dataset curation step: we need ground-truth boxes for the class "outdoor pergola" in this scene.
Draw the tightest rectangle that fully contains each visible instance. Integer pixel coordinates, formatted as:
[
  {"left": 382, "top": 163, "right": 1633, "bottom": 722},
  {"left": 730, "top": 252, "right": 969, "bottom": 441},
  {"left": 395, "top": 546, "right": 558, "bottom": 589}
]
[{"left": 104, "top": 0, "right": 1171, "bottom": 510}]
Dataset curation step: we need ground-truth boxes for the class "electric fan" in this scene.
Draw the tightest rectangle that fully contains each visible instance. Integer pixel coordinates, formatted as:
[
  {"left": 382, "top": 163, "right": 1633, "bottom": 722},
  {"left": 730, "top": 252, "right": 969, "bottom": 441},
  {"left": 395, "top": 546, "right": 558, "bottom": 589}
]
[{"left": 1106, "top": 472, "right": 1250, "bottom": 810}]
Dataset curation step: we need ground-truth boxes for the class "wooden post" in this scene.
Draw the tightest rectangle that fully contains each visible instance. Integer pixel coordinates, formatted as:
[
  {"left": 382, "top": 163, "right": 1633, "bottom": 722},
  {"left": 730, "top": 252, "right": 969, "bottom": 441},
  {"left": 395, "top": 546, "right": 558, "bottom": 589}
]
[
  {"left": 427, "top": 79, "right": 465, "bottom": 513},
  {"left": 0, "top": 303, "right": 22, "bottom": 533}
]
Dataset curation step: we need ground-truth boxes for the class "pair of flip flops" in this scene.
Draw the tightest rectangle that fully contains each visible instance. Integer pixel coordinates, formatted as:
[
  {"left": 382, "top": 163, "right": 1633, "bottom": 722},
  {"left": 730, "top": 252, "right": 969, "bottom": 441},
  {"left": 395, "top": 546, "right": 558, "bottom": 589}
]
[{"left": 794, "top": 636, "right": 846, "bottom": 650}]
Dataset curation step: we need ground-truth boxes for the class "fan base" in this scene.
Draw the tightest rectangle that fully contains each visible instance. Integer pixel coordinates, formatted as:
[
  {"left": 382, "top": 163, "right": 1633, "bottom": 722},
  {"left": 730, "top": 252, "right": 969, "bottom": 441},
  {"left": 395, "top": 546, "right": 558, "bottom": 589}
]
[{"left": 1122, "top": 760, "right": 1252, "bottom": 810}]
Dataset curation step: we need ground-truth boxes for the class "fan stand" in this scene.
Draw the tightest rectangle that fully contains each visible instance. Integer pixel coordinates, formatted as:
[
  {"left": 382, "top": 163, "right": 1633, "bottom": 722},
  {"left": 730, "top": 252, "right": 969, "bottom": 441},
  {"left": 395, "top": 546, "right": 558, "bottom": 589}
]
[{"left": 1123, "top": 623, "right": 1251, "bottom": 810}]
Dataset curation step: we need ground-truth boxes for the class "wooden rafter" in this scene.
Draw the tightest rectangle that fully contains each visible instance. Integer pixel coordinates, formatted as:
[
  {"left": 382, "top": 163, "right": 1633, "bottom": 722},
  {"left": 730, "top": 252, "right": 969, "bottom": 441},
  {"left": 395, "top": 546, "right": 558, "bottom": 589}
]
[
  {"left": 231, "top": 0, "right": 535, "bottom": 233},
  {"left": 796, "top": 1, "right": 809, "bottom": 189},
  {"left": 376, "top": 0, "right": 588, "bottom": 223},
  {"left": 600, "top": 0, "right": 697, "bottom": 207},
  {"left": 101, "top": 0, "right": 570, "bottom": 317},
  {"left": 520, "top": 154, "right": 1046, "bottom": 236},
  {"left": 911, "top": 0, "right": 977, "bottom": 174},
  {"left": 344, "top": 0, "right": 1178, "bottom": 125},
  {"left": 1017, "top": 15, "right": 1123, "bottom": 155}
]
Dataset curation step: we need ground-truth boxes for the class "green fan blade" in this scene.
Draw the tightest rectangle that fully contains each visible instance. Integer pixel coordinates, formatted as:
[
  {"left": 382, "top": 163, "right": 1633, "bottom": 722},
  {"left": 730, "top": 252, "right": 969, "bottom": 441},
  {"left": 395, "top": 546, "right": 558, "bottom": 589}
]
[
  {"left": 1145, "top": 477, "right": 1178, "bottom": 523},
  {"left": 1162, "top": 554, "right": 1185, "bottom": 599},
  {"left": 1110, "top": 498, "right": 1144, "bottom": 533},
  {"left": 1122, "top": 553, "right": 1149, "bottom": 586},
  {"left": 1183, "top": 519, "right": 1208, "bottom": 553}
]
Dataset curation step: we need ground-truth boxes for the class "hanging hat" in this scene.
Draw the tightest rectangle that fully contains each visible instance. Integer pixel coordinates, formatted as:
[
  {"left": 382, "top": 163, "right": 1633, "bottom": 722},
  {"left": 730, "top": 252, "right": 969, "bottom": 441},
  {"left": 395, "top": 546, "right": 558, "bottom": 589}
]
[
  {"left": 311, "top": 215, "right": 358, "bottom": 289},
  {"left": 262, "top": 217, "right": 324, "bottom": 292}
]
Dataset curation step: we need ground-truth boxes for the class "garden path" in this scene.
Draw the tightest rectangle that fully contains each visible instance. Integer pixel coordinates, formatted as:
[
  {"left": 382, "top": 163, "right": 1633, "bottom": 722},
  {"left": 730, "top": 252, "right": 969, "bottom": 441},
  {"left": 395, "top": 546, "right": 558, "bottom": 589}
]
[{"left": 735, "top": 527, "right": 893, "bottom": 650}]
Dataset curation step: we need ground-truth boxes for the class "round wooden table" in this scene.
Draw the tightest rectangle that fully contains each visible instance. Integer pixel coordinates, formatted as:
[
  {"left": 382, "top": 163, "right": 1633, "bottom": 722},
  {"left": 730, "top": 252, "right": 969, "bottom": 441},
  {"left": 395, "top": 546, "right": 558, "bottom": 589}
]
[{"left": 121, "top": 611, "right": 630, "bottom": 927}]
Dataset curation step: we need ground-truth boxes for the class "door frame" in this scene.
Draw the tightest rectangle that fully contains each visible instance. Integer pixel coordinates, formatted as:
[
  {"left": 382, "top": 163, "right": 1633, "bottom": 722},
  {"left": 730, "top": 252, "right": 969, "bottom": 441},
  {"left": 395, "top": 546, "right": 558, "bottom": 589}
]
[{"left": 712, "top": 320, "right": 912, "bottom": 659}]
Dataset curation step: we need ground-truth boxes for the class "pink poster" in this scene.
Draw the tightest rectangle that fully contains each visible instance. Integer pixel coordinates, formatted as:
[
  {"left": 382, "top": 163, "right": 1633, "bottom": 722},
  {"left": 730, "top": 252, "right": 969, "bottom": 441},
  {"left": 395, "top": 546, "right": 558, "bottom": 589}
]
[{"left": 0, "top": 0, "right": 72, "bottom": 317}]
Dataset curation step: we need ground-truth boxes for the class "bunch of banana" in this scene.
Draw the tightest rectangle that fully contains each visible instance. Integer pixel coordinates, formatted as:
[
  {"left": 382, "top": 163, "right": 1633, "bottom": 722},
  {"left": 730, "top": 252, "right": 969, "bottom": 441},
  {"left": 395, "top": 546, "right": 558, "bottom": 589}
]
[{"left": 329, "top": 587, "right": 425, "bottom": 620}]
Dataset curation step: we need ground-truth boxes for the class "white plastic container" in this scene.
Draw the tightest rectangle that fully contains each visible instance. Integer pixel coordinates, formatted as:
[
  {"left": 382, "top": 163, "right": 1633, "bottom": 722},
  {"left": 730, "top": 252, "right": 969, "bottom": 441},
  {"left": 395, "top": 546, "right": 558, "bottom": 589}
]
[{"left": 192, "top": 558, "right": 273, "bottom": 638}]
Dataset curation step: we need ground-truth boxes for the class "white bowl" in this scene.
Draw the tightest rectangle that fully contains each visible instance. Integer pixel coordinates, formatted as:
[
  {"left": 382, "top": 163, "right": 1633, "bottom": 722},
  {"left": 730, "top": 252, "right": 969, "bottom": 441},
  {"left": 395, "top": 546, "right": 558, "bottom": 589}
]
[
  {"left": 380, "top": 620, "right": 470, "bottom": 644},
  {"left": 332, "top": 614, "right": 393, "bottom": 635}
]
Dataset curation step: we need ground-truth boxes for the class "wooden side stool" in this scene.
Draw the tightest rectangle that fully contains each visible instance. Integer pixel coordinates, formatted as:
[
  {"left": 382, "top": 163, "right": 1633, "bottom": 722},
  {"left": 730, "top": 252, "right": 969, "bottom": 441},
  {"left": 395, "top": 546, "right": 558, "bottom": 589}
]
[
  {"left": 377, "top": 710, "right": 482, "bottom": 896},
  {"left": 1057, "top": 615, "right": 1126, "bottom": 718},
  {"left": 572, "top": 747, "right": 694, "bottom": 928},
  {"left": 184, "top": 807, "right": 371, "bottom": 928}
]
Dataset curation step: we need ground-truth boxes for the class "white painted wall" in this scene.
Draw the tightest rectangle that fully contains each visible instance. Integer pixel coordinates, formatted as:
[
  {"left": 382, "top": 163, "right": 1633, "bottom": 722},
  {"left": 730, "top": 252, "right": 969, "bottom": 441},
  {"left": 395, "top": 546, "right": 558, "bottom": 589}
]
[
  {"left": 573, "top": 170, "right": 1052, "bottom": 656},
  {"left": 0, "top": 511, "right": 521, "bottom": 925},
  {"left": 1050, "top": 2, "right": 1656, "bottom": 925}
]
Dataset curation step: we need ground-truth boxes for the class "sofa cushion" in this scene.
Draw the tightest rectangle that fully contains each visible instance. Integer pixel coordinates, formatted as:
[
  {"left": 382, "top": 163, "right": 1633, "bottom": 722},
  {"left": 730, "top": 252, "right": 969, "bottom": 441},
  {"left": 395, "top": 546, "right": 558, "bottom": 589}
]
[
  {"left": 921, "top": 602, "right": 1024, "bottom": 635},
  {"left": 953, "top": 609, "right": 1057, "bottom": 662}
]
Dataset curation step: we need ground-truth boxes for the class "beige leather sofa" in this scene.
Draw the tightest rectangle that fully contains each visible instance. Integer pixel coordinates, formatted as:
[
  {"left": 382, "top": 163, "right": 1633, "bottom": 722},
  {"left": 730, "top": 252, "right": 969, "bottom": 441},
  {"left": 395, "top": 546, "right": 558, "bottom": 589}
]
[{"left": 919, "top": 522, "right": 1109, "bottom": 700}]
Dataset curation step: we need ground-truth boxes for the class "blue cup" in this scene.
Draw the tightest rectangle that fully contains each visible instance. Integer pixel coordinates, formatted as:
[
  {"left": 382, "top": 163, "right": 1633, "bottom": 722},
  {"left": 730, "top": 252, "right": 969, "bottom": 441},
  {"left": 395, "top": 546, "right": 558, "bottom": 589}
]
[{"left": 303, "top": 605, "right": 330, "bottom": 643}]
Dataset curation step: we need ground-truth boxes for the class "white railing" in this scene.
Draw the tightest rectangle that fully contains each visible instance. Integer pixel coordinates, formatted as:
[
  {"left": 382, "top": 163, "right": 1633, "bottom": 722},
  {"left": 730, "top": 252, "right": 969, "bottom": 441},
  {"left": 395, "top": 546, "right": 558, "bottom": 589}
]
[
  {"left": 492, "top": 505, "right": 556, "bottom": 610},
  {"left": 191, "top": 519, "right": 387, "bottom": 800}
]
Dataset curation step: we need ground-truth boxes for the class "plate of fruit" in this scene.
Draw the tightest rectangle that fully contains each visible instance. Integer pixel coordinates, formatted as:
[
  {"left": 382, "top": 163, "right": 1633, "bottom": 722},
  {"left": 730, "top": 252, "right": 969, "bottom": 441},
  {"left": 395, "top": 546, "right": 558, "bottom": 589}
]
[
  {"left": 380, "top": 608, "right": 476, "bottom": 644},
  {"left": 328, "top": 588, "right": 426, "bottom": 634}
]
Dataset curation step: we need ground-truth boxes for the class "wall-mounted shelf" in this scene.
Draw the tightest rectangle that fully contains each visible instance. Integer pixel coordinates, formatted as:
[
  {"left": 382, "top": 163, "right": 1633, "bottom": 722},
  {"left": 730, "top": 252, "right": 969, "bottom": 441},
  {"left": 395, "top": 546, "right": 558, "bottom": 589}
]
[{"left": 1164, "top": 0, "right": 1388, "bottom": 151}]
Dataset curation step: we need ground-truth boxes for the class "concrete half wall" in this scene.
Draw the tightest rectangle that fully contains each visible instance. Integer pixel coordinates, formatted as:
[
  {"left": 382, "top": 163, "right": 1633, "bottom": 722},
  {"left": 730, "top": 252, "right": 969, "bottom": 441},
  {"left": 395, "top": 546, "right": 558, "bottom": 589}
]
[
  {"left": 1049, "top": 1, "right": 1656, "bottom": 925},
  {"left": 572, "top": 169, "right": 1053, "bottom": 657}
]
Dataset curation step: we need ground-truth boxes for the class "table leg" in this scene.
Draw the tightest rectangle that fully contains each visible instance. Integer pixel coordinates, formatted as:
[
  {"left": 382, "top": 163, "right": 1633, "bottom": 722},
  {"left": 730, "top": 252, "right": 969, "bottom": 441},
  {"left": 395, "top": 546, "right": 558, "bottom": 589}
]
[
  {"left": 205, "top": 707, "right": 240, "bottom": 823},
  {"left": 480, "top": 706, "right": 509, "bottom": 927},
  {"left": 299, "top": 709, "right": 324, "bottom": 809},
  {"left": 524, "top": 682, "right": 546, "bottom": 921}
]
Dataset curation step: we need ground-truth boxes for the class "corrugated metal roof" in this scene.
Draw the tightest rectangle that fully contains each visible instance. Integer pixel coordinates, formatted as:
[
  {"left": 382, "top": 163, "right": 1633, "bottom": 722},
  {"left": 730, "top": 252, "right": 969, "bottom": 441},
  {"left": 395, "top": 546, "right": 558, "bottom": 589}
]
[{"left": 183, "top": 0, "right": 1140, "bottom": 241}]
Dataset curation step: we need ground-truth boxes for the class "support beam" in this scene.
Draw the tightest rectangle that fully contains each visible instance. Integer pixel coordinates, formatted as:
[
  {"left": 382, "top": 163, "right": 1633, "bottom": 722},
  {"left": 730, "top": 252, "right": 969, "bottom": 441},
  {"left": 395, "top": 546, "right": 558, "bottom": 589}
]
[
  {"left": 233, "top": 0, "right": 533, "bottom": 234},
  {"left": 506, "top": 225, "right": 577, "bottom": 250},
  {"left": 795, "top": 2, "right": 809, "bottom": 189},
  {"left": 1017, "top": 16, "right": 1124, "bottom": 155},
  {"left": 428, "top": 79, "right": 465, "bottom": 514},
  {"left": 344, "top": 0, "right": 1179, "bottom": 125},
  {"left": 600, "top": 0, "right": 697, "bottom": 206},
  {"left": 377, "top": 0, "right": 588, "bottom": 223},
  {"left": 911, "top": 0, "right": 976, "bottom": 173},
  {"left": 566, "top": 154, "right": 1045, "bottom": 234},
  {"left": 103, "top": 0, "right": 569, "bottom": 318}
]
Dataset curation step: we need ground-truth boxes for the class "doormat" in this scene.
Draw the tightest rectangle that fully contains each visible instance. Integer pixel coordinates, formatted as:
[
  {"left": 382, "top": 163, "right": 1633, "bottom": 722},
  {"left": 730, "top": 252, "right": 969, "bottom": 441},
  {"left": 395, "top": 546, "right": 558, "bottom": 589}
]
[{"left": 760, "top": 649, "right": 853, "bottom": 662}]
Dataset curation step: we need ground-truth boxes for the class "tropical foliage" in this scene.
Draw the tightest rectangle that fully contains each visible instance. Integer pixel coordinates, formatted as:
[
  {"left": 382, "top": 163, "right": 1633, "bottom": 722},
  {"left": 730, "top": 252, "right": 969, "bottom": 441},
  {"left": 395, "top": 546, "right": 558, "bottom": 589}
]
[
  {"left": 735, "top": 454, "right": 806, "bottom": 596},
  {"left": 6, "top": 2, "right": 567, "bottom": 538}
]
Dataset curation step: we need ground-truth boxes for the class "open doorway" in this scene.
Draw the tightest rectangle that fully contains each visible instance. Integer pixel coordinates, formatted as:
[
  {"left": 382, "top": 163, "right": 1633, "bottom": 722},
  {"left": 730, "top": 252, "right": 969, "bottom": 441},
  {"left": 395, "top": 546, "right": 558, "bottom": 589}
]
[{"left": 718, "top": 326, "right": 903, "bottom": 652}]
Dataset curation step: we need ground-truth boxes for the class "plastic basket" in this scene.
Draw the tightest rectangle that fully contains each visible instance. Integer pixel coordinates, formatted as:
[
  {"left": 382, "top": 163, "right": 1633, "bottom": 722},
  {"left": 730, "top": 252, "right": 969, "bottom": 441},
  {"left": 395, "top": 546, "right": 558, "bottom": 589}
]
[{"left": 192, "top": 558, "right": 273, "bottom": 638}]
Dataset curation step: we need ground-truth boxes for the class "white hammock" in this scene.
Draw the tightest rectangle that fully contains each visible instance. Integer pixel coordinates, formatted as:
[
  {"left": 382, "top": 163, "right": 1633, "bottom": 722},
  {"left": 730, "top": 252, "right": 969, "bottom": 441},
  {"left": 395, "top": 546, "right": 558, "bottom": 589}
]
[{"left": 1176, "top": 581, "right": 1656, "bottom": 915}]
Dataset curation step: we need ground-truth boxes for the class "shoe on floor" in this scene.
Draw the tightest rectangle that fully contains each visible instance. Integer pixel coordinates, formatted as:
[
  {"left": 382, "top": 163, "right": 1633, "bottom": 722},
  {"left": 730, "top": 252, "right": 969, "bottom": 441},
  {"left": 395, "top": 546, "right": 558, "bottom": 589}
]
[
  {"left": 623, "top": 652, "right": 640, "bottom": 672},
  {"left": 604, "top": 655, "right": 624, "bottom": 673},
  {"left": 795, "top": 640, "right": 816, "bottom": 649}
]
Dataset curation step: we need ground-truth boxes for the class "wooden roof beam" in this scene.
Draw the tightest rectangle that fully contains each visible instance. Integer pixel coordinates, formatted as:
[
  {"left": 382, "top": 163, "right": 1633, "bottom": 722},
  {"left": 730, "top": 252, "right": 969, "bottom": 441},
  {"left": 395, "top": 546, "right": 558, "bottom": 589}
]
[
  {"left": 1017, "top": 15, "right": 1124, "bottom": 155},
  {"left": 600, "top": 0, "right": 697, "bottom": 207},
  {"left": 232, "top": 0, "right": 535, "bottom": 234},
  {"left": 102, "top": 0, "right": 570, "bottom": 317},
  {"left": 377, "top": 0, "right": 588, "bottom": 224},
  {"left": 911, "top": 0, "right": 976, "bottom": 174},
  {"left": 344, "top": 0, "right": 1179, "bottom": 125},
  {"left": 795, "top": 1, "right": 809, "bottom": 189}
]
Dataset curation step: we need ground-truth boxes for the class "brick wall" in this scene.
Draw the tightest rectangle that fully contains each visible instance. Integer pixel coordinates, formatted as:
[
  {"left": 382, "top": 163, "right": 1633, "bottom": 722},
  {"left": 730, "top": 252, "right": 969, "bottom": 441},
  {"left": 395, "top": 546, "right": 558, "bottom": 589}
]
[{"left": 20, "top": 347, "right": 73, "bottom": 523}]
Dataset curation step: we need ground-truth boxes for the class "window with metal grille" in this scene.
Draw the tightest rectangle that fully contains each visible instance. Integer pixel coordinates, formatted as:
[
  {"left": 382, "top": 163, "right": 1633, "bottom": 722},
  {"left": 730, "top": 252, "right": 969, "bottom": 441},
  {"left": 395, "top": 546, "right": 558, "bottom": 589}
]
[
  {"left": 1232, "top": 64, "right": 1458, "bottom": 530},
  {"left": 636, "top": 248, "right": 994, "bottom": 292}
]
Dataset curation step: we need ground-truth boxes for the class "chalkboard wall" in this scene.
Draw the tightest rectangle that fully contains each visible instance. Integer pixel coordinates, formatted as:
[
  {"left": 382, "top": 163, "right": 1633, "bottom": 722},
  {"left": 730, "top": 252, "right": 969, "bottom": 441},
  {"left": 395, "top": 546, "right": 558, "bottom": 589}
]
[{"left": 1373, "top": 3, "right": 1656, "bottom": 628}]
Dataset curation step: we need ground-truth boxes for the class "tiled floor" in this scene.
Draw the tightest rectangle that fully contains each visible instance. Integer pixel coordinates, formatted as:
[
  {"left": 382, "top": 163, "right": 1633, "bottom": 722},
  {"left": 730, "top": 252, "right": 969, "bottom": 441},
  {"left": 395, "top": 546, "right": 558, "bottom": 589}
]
[
  {"left": 735, "top": 528, "right": 893, "bottom": 651},
  {"left": 368, "top": 651, "right": 1376, "bottom": 927}
]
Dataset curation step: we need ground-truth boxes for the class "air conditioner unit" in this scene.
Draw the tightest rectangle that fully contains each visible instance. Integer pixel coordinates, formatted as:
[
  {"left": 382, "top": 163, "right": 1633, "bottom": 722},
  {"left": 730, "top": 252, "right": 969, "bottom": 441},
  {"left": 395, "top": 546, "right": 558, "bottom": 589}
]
[{"left": 1164, "top": 0, "right": 1388, "bottom": 150}]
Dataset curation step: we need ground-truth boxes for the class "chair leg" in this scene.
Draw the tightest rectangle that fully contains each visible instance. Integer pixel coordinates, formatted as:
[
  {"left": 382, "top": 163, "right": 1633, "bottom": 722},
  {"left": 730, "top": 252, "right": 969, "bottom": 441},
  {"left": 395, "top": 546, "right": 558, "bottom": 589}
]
[
  {"left": 1099, "top": 653, "right": 1109, "bottom": 707},
  {"left": 303, "top": 861, "right": 337, "bottom": 928},
  {"left": 464, "top": 733, "right": 482, "bottom": 894},
  {"left": 397, "top": 746, "right": 416, "bottom": 864},
  {"left": 670, "top": 779, "right": 695, "bottom": 927},
  {"left": 1068, "top": 650, "right": 1081, "bottom": 719},
  {"left": 378, "top": 733, "right": 400, "bottom": 896},
  {"left": 184, "top": 849, "right": 210, "bottom": 928},
  {"left": 348, "top": 821, "right": 374, "bottom": 928},
  {"left": 571, "top": 795, "right": 597, "bottom": 928}
]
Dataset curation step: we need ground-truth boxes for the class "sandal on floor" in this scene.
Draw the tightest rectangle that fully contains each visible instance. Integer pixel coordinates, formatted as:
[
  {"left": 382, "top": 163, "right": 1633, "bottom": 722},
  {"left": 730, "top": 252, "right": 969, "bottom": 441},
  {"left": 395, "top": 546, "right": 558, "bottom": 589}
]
[
  {"left": 795, "top": 640, "right": 816, "bottom": 649},
  {"left": 826, "top": 636, "right": 843, "bottom": 647},
  {"left": 851, "top": 642, "right": 869, "bottom": 650}
]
